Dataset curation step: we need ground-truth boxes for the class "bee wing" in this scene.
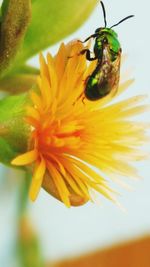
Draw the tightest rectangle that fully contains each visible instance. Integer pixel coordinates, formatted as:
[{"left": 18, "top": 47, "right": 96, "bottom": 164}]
[
  {"left": 97, "top": 45, "right": 121, "bottom": 96},
  {"left": 109, "top": 49, "right": 122, "bottom": 97}
]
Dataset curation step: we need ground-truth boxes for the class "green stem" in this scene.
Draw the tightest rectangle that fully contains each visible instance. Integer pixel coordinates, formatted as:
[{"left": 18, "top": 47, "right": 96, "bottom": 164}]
[
  {"left": 18, "top": 170, "right": 31, "bottom": 217},
  {"left": 16, "top": 170, "right": 46, "bottom": 267}
]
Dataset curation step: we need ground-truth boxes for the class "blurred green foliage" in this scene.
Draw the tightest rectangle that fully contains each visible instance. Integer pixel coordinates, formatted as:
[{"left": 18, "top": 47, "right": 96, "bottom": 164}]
[{"left": 15, "top": 0, "right": 97, "bottom": 64}]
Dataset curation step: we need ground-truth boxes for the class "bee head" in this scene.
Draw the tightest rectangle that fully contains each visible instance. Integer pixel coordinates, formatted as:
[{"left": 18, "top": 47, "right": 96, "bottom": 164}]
[{"left": 95, "top": 27, "right": 103, "bottom": 34}]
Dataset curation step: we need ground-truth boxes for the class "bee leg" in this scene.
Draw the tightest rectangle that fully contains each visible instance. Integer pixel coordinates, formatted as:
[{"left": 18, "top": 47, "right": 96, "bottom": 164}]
[
  {"left": 82, "top": 96, "right": 85, "bottom": 104},
  {"left": 82, "top": 75, "right": 90, "bottom": 84},
  {"left": 73, "top": 91, "right": 85, "bottom": 106},
  {"left": 67, "top": 55, "right": 74, "bottom": 59},
  {"left": 80, "top": 49, "right": 97, "bottom": 61},
  {"left": 78, "top": 33, "right": 98, "bottom": 43}
]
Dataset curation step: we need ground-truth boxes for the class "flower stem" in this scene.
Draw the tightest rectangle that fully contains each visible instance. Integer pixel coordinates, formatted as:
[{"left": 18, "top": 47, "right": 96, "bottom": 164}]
[
  {"left": 16, "top": 171, "right": 46, "bottom": 267},
  {"left": 18, "top": 170, "right": 31, "bottom": 217}
]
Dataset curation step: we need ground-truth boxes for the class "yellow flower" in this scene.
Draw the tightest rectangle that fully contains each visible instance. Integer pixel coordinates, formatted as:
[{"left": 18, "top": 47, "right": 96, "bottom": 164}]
[{"left": 11, "top": 40, "right": 149, "bottom": 207}]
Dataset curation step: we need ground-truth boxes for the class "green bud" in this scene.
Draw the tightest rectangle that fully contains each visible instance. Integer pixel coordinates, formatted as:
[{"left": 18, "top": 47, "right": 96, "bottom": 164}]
[
  {"left": 0, "top": 0, "right": 31, "bottom": 77},
  {"left": 0, "top": 73, "right": 37, "bottom": 94},
  {"left": 0, "top": 93, "right": 30, "bottom": 165}
]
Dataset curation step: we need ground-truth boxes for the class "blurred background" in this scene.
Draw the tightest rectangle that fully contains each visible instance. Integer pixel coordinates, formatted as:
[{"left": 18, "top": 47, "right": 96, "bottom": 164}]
[{"left": 0, "top": 0, "right": 150, "bottom": 266}]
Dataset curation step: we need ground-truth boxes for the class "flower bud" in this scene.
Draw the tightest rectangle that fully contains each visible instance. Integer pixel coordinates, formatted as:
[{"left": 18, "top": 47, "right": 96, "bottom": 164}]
[{"left": 0, "top": 0, "right": 31, "bottom": 77}]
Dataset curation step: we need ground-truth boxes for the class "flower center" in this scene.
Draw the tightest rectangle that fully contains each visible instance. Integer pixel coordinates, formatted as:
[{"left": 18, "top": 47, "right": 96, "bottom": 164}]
[{"left": 35, "top": 118, "right": 85, "bottom": 157}]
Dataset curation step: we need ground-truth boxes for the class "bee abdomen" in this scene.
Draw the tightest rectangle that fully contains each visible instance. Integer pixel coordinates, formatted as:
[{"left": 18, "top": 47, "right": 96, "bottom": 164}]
[{"left": 85, "top": 76, "right": 111, "bottom": 101}]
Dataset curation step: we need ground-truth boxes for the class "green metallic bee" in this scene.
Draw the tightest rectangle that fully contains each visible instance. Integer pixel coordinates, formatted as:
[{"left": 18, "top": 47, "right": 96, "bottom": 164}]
[{"left": 79, "top": 1, "right": 134, "bottom": 101}]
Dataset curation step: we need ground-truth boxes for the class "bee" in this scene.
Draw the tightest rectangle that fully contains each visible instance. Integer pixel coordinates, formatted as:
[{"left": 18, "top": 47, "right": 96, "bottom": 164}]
[{"left": 79, "top": 1, "right": 134, "bottom": 101}]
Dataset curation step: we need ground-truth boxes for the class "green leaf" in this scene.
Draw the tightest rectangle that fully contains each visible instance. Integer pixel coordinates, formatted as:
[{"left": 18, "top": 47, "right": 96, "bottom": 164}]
[{"left": 15, "top": 0, "right": 97, "bottom": 64}]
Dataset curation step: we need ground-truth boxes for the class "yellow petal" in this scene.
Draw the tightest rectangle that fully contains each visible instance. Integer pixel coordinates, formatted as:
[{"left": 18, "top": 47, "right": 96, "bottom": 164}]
[
  {"left": 30, "top": 91, "right": 42, "bottom": 111},
  {"left": 11, "top": 150, "right": 38, "bottom": 166},
  {"left": 47, "top": 162, "right": 71, "bottom": 207},
  {"left": 26, "top": 106, "right": 40, "bottom": 120},
  {"left": 63, "top": 173, "right": 84, "bottom": 197},
  {"left": 39, "top": 53, "right": 49, "bottom": 80},
  {"left": 47, "top": 53, "right": 58, "bottom": 98},
  {"left": 61, "top": 159, "right": 90, "bottom": 199},
  {"left": 54, "top": 42, "right": 66, "bottom": 81},
  {"left": 29, "top": 157, "right": 46, "bottom": 201},
  {"left": 41, "top": 75, "right": 52, "bottom": 109}
]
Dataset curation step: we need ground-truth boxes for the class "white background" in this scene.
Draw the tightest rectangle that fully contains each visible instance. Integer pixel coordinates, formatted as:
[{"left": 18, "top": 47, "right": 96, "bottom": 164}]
[{"left": 0, "top": 0, "right": 150, "bottom": 266}]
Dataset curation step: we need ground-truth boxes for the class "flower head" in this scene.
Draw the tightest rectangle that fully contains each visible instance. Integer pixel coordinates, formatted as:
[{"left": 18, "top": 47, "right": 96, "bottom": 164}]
[{"left": 12, "top": 40, "right": 149, "bottom": 207}]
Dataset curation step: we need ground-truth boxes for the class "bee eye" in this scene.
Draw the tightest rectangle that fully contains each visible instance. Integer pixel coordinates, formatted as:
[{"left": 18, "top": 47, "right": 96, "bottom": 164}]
[
  {"left": 103, "top": 38, "right": 108, "bottom": 44},
  {"left": 95, "top": 27, "right": 102, "bottom": 34}
]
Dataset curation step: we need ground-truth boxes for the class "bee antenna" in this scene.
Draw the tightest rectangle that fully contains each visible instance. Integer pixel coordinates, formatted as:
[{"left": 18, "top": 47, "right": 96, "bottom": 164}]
[
  {"left": 110, "top": 15, "right": 134, "bottom": 29},
  {"left": 100, "top": 1, "right": 107, "bottom": 28}
]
